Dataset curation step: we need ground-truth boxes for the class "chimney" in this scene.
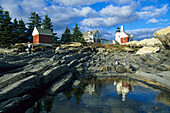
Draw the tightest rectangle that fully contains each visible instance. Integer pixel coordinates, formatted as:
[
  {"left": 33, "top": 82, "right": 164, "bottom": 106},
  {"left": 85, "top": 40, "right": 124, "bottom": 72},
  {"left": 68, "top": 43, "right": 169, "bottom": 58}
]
[{"left": 121, "top": 26, "right": 124, "bottom": 32}]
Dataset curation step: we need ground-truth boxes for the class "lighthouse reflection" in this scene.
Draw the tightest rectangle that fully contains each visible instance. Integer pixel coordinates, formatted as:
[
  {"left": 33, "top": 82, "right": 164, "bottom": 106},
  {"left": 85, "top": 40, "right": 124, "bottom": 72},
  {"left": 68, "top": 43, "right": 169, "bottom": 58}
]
[
  {"left": 83, "top": 78, "right": 134, "bottom": 102},
  {"left": 114, "top": 80, "right": 134, "bottom": 101},
  {"left": 82, "top": 77, "right": 135, "bottom": 102}
]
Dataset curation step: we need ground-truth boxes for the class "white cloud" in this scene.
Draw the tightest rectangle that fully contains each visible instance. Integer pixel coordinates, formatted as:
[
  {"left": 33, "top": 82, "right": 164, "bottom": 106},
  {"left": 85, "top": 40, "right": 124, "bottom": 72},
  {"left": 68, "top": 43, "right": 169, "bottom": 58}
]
[
  {"left": 147, "top": 18, "right": 168, "bottom": 23},
  {"left": 81, "top": 4, "right": 138, "bottom": 27},
  {"left": 78, "top": 7, "right": 98, "bottom": 17},
  {"left": 137, "top": 4, "right": 168, "bottom": 19},
  {"left": 159, "top": 19, "right": 168, "bottom": 22},
  {"left": 81, "top": 16, "right": 138, "bottom": 27},
  {"left": 100, "top": 4, "right": 135, "bottom": 17},
  {"left": 147, "top": 18, "right": 159, "bottom": 23},
  {"left": 53, "top": 0, "right": 109, "bottom": 6}
]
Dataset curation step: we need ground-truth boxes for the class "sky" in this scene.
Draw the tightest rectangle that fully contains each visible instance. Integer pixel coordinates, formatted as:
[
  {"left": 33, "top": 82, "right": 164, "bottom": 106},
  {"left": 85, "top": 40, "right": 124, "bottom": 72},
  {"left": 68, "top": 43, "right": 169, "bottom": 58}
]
[{"left": 0, "top": 0, "right": 170, "bottom": 41}]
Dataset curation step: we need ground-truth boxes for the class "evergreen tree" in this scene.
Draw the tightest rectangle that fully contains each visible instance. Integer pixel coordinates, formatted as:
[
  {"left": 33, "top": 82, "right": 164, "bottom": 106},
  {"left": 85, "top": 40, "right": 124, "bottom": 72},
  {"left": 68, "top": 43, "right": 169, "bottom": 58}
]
[
  {"left": 0, "top": 11, "right": 14, "bottom": 44},
  {"left": 18, "top": 19, "right": 27, "bottom": 43},
  {"left": 42, "top": 14, "right": 53, "bottom": 31},
  {"left": 61, "top": 27, "right": 71, "bottom": 43},
  {"left": 72, "top": 23, "right": 82, "bottom": 42},
  {"left": 27, "top": 12, "right": 41, "bottom": 42},
  {"left": 28, "top": 12, "right": 41, "bottom": 27},
  {"left": 12, "top": 18, "right": 18, "bottom": 43},
  {"left": 52, "top": 34, "right": 59, "bottom": 43}
]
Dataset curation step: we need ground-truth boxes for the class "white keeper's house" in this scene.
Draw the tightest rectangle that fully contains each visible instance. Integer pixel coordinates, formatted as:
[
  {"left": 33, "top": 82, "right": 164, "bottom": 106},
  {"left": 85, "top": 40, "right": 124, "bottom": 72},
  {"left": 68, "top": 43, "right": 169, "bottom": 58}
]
[{"left": 83, "top": 29, "right": 102, "bottom": 43}]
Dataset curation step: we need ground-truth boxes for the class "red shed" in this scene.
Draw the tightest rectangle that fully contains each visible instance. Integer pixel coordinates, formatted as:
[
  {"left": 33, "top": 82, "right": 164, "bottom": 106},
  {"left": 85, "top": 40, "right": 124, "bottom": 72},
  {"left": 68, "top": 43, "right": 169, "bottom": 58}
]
[{"left": 32, "top": 27, "right": 53, "bottom": 44}]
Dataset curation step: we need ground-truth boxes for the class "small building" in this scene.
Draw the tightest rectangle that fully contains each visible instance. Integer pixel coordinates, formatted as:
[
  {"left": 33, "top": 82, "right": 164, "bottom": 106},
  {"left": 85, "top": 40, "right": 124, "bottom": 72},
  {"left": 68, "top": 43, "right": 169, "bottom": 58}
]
[
  {"left": 100, "top": 38, "right": 113, "bottom": 44},
  {"left": 32, "top": 27, "right": 53, "bottom": 44},
  {"left": 115, "top": 26, "right": 133, "bottom": 44},
  {"left": 83, "top": 29, "right": 102, "bottom": 43}
]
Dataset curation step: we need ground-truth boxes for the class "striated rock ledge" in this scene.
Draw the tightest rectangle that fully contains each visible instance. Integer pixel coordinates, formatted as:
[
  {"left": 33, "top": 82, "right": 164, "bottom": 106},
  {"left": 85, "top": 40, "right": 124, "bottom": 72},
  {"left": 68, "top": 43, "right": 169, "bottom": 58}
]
[{"left": 0, "top": 45, "right": 170, "bottom": 112}]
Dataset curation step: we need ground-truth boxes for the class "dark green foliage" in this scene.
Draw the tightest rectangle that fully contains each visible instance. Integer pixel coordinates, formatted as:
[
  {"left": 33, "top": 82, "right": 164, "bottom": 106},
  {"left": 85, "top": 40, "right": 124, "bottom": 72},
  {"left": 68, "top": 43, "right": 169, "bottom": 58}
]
[
  {"left": 42, "top": 14, "right": 53, "bottom": 32},
  {"left": 28, "top": 12, "right": 41, "bottom": 27},
  {"left": 77, "top": 37, "right": 85, "bottom": 43},
  {"left": 18, "top": 19, "right": 27, "bottom": 43},
  {"left": 0, "top": 11, "right": 15, "bottom": 44},
  {"left": 52, "top": 34, "right": 59, "bottom": 43},
  {"left": 72, "top": 23, "right": 83, "bottom": 42},
  {"left": 12, "top": 18, "right": 18, "bottom": 42},
  {"left": 61, "top": 27, "right": 72, "bottom": 43}
]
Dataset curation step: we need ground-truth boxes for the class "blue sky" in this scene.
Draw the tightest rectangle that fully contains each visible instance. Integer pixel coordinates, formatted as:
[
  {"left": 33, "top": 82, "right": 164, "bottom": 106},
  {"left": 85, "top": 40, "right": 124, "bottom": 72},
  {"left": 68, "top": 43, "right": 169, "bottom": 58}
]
[{"left": 0, "top": 0, "right": 169, "bottom": 41}]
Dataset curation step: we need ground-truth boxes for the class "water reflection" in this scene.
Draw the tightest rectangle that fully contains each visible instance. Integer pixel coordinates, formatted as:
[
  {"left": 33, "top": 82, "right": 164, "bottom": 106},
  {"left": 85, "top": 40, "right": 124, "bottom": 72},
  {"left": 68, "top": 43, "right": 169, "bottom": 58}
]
[
  {"left": 26, "top": 77, "right": 170, "bottom": 113},
  {"left": 114, "top": 80, "right": 134, "bottom": 101}
]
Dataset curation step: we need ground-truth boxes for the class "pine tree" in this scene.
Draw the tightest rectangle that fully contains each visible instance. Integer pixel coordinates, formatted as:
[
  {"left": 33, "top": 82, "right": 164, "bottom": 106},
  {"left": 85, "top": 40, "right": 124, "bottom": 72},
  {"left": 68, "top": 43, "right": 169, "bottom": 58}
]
[
  {"left": 42, "top": 14, "right": 53, "bottom": 31},
  {"left": 18, "top": 19, "right": 27, "bottom": 43},
  {"left": 28, "top": 12, "right": 41, "bottom": 27},
  {"left": 61, "top": 27, "right": 71, "bottom": 43},
  {"left": 52, "top": 34, "right": 59, "bottom": 43},
  {"left": 72, "top": 23, "right": 82, "bottom": 42},
  {"left": 0, "top": 11, "right": 14, "bottom": 44},
  {"left": 11, "top": 18, "right": 18, "bottom": 43},
  {"left": 27, "top": 12, "right": 41, "bottom": 42}
]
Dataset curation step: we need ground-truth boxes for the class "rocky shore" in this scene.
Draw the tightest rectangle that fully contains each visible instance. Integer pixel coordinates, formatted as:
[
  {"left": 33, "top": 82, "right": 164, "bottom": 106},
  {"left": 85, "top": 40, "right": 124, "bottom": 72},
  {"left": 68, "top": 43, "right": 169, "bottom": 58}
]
[{"left": 0, "top": 44, "right": 169, "bottom": 112}]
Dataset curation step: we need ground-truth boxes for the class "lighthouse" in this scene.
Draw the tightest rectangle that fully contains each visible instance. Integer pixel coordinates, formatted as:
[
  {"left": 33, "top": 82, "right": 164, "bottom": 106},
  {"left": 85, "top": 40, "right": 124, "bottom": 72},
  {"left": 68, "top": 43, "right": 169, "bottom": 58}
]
[{"left": 115, "top": 26, "right": 133, "bottom": 44}]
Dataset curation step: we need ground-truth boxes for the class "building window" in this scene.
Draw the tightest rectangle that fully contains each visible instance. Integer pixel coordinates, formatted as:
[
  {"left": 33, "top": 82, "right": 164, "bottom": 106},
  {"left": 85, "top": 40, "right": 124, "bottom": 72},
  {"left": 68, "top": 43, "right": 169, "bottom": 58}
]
[{"left": 123, "top": 38, "right": 125, "bottom": 41}]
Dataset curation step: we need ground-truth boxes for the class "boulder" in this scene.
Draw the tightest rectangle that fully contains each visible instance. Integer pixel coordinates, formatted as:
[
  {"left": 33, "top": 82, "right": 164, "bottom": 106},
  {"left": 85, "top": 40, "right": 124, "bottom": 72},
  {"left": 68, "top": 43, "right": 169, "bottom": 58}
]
[
  {"left": 60, "top": 42, "right": 82, "bottom": 48},
  {"left": 136, "top": 47, "right": 160, "bottom": 54},
  {"left": 123, "top": 38, "right": 162, "bottom": 48},
  {"left": 0, "top": 48, "right": 14, "bottom": 54},
  {"left": 153, "top": 26, "right": 170, "bottom": 37},
  {"left": 153, "top": 26, "right": 170, "bottom": 49}
]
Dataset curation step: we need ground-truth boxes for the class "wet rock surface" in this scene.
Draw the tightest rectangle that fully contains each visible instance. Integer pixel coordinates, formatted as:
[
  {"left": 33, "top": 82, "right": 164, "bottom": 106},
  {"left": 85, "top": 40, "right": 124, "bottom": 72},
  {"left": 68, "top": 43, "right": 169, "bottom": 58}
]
[{"left": 0, "top": 46, "right": 169, "bottom": 112}]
